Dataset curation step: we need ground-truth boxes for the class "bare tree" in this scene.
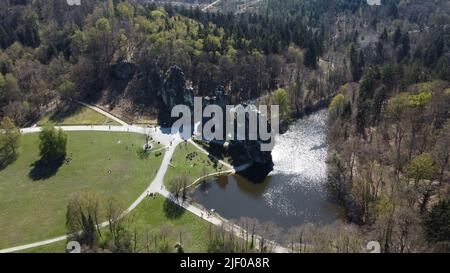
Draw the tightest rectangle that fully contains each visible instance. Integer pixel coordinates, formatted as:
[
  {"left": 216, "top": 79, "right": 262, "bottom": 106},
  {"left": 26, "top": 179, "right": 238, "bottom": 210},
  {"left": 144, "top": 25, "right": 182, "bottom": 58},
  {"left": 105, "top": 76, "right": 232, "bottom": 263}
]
[
  {"left": 106, "top": 198, "right": 132, "bottom": 252},
  {"left": 66, "top": 192, "right": 102, "bottom": 250},
  {"left": 432, "top": 123, "right": 450, "bottom": 182}
]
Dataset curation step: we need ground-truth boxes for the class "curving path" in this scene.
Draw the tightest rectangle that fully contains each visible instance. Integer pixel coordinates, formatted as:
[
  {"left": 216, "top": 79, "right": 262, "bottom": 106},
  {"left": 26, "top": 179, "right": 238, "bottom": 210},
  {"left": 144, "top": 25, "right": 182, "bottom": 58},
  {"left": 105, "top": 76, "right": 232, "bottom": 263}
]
[
  {"left": 77, "top": 101, "right": 129, "bottom": 126},
  {"left": 186, "top": 170, "right": 234, "bottom": 190},
  {"left": 0, "top": 124, "right": 180, "bottom": 253},
  {"left": 188, "top": 139, "right": 253, "bottom": 173},
  {"left": 0, "top": 105, "right": 287, "bottom": 253},
  {"left": 202, "top": 0, "right": 221, "bottom": 12}
]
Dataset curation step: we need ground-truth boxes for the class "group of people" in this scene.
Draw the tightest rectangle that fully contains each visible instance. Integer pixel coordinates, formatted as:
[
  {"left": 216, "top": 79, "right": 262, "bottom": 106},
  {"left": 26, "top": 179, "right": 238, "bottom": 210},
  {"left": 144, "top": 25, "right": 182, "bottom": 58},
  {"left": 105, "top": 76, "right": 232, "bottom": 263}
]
[{"left": 200, "top": 209, "right": 216, "bottom": 219}]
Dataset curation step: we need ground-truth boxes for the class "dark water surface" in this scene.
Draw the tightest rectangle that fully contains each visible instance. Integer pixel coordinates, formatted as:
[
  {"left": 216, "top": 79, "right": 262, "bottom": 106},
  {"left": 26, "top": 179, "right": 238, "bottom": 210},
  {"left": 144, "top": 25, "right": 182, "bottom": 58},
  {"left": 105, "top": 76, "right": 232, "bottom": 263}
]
[{"left": 192, "top": 110, "right": 344, "bottom": 229}]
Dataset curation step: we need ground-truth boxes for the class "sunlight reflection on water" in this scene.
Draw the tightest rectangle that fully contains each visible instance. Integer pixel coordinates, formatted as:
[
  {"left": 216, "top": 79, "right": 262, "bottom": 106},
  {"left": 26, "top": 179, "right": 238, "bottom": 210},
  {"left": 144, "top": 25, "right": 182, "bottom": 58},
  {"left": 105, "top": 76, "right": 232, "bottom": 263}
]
[
  {"left": 193, "top": 109, "right": 343, "bottom": 228},
  {"left": 264, "top": 110, "right": 329, "bottom": 216}
]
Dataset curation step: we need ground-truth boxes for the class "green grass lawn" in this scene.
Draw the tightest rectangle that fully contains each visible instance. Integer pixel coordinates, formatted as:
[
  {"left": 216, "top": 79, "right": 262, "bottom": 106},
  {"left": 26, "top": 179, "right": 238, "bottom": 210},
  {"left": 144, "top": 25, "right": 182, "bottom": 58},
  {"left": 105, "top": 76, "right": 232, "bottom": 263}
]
[
  {"left": 20, "top": 195, "right": 213, "bottom": 253},
  {"left": 20, "top": 240, "right": 67, "bottom": 253},
  {"left": 38, "top": 104, "right": 120, "bottom": 126},
  {"left": 193, "top": 140, "right": 234, "bottom": 165},
  {"left": 0, "top": 132, "right": 164, "bottom": 249},
  {"left": 164, "top": 142, "right": 227, "bottom": 187},
  {"left": 125, "top": 195, "right": 213, "bottom": 253}
]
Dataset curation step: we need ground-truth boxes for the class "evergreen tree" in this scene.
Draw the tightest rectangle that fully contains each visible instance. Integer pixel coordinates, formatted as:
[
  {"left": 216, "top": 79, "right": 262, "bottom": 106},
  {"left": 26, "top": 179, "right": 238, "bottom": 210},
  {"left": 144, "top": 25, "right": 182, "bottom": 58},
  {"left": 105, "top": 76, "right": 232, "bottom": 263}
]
[{"left": 424, "top": 199, "right": 450, "bottom": 243}]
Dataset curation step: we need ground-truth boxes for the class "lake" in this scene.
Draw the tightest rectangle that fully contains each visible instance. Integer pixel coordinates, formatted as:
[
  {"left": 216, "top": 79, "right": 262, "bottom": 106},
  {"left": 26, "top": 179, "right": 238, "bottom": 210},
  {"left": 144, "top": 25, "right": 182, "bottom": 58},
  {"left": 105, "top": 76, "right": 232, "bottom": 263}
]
[{"left": 192, "top": 110, "right": 344, "bottom": 230}]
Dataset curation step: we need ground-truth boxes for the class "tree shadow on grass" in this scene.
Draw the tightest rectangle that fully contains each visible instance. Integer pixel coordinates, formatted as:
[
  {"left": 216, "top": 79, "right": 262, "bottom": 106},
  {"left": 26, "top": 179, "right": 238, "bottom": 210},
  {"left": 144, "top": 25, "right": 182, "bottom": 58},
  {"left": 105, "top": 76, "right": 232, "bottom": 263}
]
[
  {"left": 163, "top": 198, "right": 186, "bottom": 219},
  {"left": 28, "top": 158, "right": 64, "bottom": 181},
  {"left": 47, "top": 104, "right": 83, "bottom": 124},
  {"left": 137, "top": 149, "right": 150, "bottom": 160},
  {"left": 0, "top": 150, "right": 17, "bottom": 172}
]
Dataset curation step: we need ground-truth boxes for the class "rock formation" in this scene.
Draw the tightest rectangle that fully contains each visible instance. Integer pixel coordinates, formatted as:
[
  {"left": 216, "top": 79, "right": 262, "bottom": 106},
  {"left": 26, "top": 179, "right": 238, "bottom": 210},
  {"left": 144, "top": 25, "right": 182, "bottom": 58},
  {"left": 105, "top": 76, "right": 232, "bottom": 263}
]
[
  {"left": 227, "top": 140, "right": 274, "bottom": 183},
  {"left": 111, "top": 60, "right": 136, "bottom": 81},
  {"left": 159, "top": 66, "right": 274, "bottom": 183},
  {"left": 203, "top": 88, "right": 274, "bottom": 183},
  {"left": 160, "top": 65, "right": 194, "bottom": 111}
]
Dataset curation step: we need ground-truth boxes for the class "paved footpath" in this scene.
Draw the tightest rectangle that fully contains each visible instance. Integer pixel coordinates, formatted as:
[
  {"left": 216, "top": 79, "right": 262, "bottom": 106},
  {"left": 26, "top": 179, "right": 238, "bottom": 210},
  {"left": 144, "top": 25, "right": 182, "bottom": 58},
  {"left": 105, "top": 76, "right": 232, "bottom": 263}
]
[
  {"left": 202, "top": 0, "right": 222, "bottom": 12},
  {"left": 1, "top": 125, "right": 179, "bottom": 253},
  {"left": 77, "top": 101, "right": 129, "bottom": 126},
  {"left": 0, "top": 107, "right": 287, "bottom": 253}
]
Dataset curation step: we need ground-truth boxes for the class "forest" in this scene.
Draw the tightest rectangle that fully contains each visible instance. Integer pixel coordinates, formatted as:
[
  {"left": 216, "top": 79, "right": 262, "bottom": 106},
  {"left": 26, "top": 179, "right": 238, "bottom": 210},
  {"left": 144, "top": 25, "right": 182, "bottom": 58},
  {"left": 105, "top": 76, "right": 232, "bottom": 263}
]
[{"left": 0, "top": 0, "right": 327, "bottom": 126}]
